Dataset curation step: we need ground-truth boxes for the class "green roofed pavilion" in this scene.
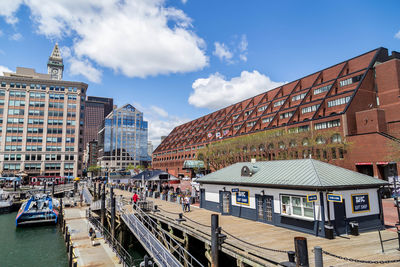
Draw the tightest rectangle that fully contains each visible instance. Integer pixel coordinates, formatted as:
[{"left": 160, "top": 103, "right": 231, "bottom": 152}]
[{"left": 197, "top": 159, "right": 388, "bottom": 190}]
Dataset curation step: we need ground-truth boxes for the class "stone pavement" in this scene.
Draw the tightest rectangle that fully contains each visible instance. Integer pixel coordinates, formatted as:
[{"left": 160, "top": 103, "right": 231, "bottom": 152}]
[{"left": 64, "top": 206, "right": 123, "bottom": 267}]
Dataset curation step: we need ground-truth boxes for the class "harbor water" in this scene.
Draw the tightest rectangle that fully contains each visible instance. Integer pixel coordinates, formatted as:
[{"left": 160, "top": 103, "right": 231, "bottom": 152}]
[{"left": 0, "top": 212, "right": 68, "bottom": 267}]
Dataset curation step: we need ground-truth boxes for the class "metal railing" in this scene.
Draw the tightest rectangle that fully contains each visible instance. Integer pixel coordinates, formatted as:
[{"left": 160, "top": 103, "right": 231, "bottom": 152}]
[
  {"left": 82, "top": 186, "right": 93, "bottom": 204},
  {"left": 87, "top": 214, "right": 139, "bottom": 267},
  {"left": 120, "top": 204, "right": 204, "bottom": 267}
]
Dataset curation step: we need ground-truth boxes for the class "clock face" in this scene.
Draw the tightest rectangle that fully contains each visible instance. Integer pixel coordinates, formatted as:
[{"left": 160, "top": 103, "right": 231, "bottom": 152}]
[{"left": 52, "top": 68, "right": 58, "bottom": 74}]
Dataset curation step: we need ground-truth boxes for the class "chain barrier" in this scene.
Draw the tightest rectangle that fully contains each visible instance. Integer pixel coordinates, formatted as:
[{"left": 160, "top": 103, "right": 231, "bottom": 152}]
[
  {"left": 221, "top": 229, "right": 289, "bottom": 254},
  {"left": 319, "top": 249, "right": 400, "bottom": 264}
]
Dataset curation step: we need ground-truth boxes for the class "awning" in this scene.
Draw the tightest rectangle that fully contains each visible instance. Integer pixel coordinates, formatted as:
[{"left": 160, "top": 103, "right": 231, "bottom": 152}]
[{"left": 183, "top": 160, "right": 205, "bottom": 169}]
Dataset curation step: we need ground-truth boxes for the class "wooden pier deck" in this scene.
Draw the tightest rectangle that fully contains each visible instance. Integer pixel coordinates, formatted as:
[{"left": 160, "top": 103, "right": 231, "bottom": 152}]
[
  {"left": 115, "top": 189, "right": 400, "bottom": 267},
  {"left": 64, "top": 206, "right": 123, "bottom": 267}
]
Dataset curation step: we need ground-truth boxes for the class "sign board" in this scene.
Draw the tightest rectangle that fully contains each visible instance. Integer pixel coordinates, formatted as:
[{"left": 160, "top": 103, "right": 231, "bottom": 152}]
[
  {"left": 307, "top": 194, "right": 318, "bottom": 202},
  {"left": 327, "top": 194, "right": 343, "bottom": 203},
  {"left": 351, "top": 193, "right": 370, "bottom": 213},
  {"left": 236, "top": 190, "right": 249, "bottom": 205},
  {"left": 231, "top": 188, "right": 239, "bottom": 193}
]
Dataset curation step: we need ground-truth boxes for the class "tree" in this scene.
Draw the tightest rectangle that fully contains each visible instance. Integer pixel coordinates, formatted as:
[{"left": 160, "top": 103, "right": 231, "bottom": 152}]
[
  {"left": 197, "top": 128, "right": 351, "bottom": 172},
  {"left": 88, "top": 165, "right": 101, "bottom": 176}
]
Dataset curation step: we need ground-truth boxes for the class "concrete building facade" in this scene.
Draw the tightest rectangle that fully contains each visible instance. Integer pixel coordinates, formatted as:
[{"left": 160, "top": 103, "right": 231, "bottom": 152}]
[
  {"left": 0, "top": 44, "right": 87, "bottom": 177},
  {"left": 153, "top": 48, "right": 400, "bottom": 180}
]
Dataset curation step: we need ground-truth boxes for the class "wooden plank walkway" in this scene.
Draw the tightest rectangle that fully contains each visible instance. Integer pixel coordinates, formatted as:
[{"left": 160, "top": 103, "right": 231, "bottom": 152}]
[
  {"left": 115, "top": 189, "right": 400, "bottom": 267},
  {"left": 64, "top": 206, "right": 123, "bottom": 267}
]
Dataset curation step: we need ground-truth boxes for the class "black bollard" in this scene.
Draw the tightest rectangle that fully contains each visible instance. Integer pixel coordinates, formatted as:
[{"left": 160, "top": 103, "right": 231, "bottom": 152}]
[
  {"left": 69, "top": 244, "right": 73, "bottom": 267},
  {"left": 93, "top": 183, "right": 97, "bottom": 201},
  {"left": 211, "top": 214, "right": 219, "bottom": 267},
  {"left": 294, "top": 237, "right": 309, "bottom": 267},
  {"left": 144, "top": 255, "right": 149, "bottom": 267},
  {"left": 97, "top": 182, "right": 101, "bottom": 200},
  {"left": 52, "top": 182, "right": 55, "bottom": 196},
  {"left": 44, "top": 181, "right": 46, "bottom": 192}
]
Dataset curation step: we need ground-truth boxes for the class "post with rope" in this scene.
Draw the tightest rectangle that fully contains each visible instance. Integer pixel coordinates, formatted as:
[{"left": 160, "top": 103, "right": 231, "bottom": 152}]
[
  {"left": 314, "top": 246, "right": 323, "bottom": 267},
  {"left": 211, "top": 214, "right": 219, "bottom": 267}
]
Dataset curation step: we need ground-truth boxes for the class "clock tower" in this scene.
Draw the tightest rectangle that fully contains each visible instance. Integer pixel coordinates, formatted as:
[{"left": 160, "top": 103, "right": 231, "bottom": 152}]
[{"left": 47, "top": 43, "right": 64, "bottom": 80}]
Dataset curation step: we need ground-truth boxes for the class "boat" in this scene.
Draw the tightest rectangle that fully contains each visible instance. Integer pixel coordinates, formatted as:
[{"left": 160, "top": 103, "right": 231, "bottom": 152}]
[
  {"left": 15, "top": 194, "right": 59, "bottom": 227},
  {"left": 0, "top": 189, "right": 13, "bottom": 214}
]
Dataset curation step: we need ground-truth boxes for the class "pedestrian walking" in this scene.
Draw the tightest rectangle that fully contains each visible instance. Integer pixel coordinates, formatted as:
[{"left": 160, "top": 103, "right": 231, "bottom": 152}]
[
  {"left": 132, "top": 192, "right": 139, "bottom": 209},
  {"left": 184, "top": 195, "right": 191, "bottom": 212},
  {"left": 182, "top": 194, "right": 186, "bottom": 212}
]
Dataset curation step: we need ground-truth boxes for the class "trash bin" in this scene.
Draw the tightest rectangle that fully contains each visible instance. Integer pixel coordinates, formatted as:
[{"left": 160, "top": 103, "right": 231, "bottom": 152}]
[
  {"left": 324, "top": 224, "right": 334, "bottom": 239},
  {"left": 349, "top": 221, "right": 359, "bottom": 236}
]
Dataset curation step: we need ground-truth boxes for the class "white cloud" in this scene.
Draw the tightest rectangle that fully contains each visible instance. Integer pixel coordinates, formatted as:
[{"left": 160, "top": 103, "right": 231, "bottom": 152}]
[
  {"left": 150, "top": 105, "right": 168, "bottom": 118},
  {"left": 213, "top": 34, "right": 248, "bottom": 63},
  {"left": 0, "top": 0, "right": 23, "bottom": 24},
  {"left": 181, "top": 0, "right": 188, "bottom": 4},
  {"left": 189, "top": 70, "right": 285, "bottom": 110},
  {"left": 395, "top": 30, "right": 400, "bottom": 39},
  {"left": 213, "top": 42, "right": 233, "bottom": 63},
  {"left": 0, "top": 0, "right": 208, "bottom": 79},
  {"left": 9, "top": 33, "right": 22, "bottom": 41},
  {"left": 0, "top": 65, "right": 13, "bottom": 75},
  {"left": 0, "top": 30, "right": 3, "bottom": 37},
  {"left": 68, "top": 57, "right": 102, "bottom": 83}
]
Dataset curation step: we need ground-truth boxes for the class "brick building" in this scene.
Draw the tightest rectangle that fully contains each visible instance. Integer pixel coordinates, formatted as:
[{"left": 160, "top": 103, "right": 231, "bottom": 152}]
[
  {"left": 153, "top": 47, "right": 400, "bottom": 180},
  {"left": 0, "top": 44, "right": 87, "bottom": 177}
]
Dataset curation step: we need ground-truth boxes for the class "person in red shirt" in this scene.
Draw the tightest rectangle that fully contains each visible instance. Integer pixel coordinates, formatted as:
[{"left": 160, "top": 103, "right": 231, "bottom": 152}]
[{"left": 132, "top": 193, "right": 139, "bottom": 209}]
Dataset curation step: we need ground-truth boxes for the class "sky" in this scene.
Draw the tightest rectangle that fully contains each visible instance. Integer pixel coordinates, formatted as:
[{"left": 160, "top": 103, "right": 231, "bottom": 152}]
[{"left": 0, "top": 0, "right": 399, "bottom": 148}]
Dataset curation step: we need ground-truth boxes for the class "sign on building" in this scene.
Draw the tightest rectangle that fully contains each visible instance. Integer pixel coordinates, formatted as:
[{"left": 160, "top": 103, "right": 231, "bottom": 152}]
[
  {"left": 307, "top": 194, "right": 318, "bottom": 202},
  {"left": 351, "top": 193, "right": 370, "bottom": 213},
  {"left": 327, "top": 194, "right": 343, "bottom": 202},
  {"left": 236, "top": 190, "right": 249, "bottom": 205},
  {"left": 231, "top": 188, "right": 239, "bottom": 192}
]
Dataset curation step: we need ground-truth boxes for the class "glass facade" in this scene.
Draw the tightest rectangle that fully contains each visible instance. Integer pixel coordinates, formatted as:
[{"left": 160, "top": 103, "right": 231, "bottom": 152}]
[{"left": 101, "top": 104, "right": 150, "bottom": 169}]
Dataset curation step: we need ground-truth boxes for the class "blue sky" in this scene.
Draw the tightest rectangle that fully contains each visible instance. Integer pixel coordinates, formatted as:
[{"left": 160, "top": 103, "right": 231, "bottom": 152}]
[{"left": 0, "top": 0, "right": 399, "bottom": 147}]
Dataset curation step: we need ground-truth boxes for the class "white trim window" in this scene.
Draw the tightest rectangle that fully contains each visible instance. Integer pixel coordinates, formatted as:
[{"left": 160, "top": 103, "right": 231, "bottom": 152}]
[{"left": 281, "top": 195, "right": 314, "bottom": 220}]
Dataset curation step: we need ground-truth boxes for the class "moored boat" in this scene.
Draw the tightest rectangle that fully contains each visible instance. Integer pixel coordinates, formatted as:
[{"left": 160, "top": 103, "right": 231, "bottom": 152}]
[{"left": 16, "top": 194, "right": 58, "bottom": 227}]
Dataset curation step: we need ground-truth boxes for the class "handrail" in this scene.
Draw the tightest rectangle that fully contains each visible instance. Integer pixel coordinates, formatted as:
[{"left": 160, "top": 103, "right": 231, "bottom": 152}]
[
  {"left": 82, "top": 186, "right": 93, "bottom": 204},
  {"left": 120, "top": 202, "right": 204, "bottom": 267}
]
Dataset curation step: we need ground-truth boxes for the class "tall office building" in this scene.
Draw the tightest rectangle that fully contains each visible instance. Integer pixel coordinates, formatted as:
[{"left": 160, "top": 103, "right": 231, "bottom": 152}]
[
  {"left": 83, "top": 96, "right": 113, "bottom": 147},
  {"left": 0, "top": 44, "right": 87, "bottom": 177},
  {"left": 98, "top": 104, "right": 150, "bottom": 170}
]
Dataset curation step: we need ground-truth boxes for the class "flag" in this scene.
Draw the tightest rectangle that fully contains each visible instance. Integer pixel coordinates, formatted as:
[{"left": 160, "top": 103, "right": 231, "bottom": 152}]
[
  {"left": 207, "top": 132, "right": 212, "bottom": 138},
  {"left": 216, "top": 132, "right": 221, "bottom": 138}
]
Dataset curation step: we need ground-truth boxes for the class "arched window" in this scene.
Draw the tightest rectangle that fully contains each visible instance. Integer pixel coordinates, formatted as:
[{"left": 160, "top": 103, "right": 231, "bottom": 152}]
[
  {"left": 316, "top": 136, "right": 326, "bottom": 144},
  {"left": 268, "top": 143, "right": 274, "bottom": 150},
  {"left": 243, "top": 146, "right": 248, "bottom": 153},
  {"left": 331, "top": 134, "right": 342, "bottom": 143},
  {"left": 251, "top": 145, "right": 257, "bottom": 152},
  {"left": 302, "top": 138, "right": 309, "bottom": 146},
  {"left": 278, "top": 141, "right": 285, "bottom": 149},
  {"left": 259, "top": 144, "right": 265, "bottom": 152},
  {"left": 289, "top": 140, "right": 296, "bottom": 147}
]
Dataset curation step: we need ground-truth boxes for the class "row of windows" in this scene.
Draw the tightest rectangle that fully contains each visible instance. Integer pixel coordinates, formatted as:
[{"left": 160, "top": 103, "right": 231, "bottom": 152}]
[
  {"left": 49, "top": 102, "right": 64, "bottom": 108},
  {"left": 30, "top": 92, "right": 46, "bottom": 99},
  {"left": 280, "top": 111, "right": 294, "bottom": 119},
  {"left": 7, "top": 127, "right": 23, "bottom": 133},
  {"left": 26, "top": 145, "right": 42, "bottom": 151},
  {"left": 9, "top": 91, "right": 26, "bottom": 98},
  {"left": 4, "top": 154, "right": 21, "bottom": 161},
  {"left": 273, "top": 99, "right": 285, "bottom": 107},
  {"left": 9, "top": 100, "right": 25, "bottom": 106},
  {"left": 29, "top": 101, "right": 45, "bottom": 107},
  {"left": 8, "top": 118, "right": 24, "bottom": 124},
  {"left": 47, "top": 137, "right": 62, "bottom": 143},
  {"left": 5, "top": 145, "right": 22, "bottom": 151},
  {"left": 29, "top": 110, "right": 45, "bottom": 116},
  {"left": 6, "top": 136, "right": 22, "bottom": 142},
  {"left": 48, "top": 128, "right": 62, "bottom": 134},
  {"left": 258, "top": 105, "right": 267, "bottom": 112},
  {"left": 25, "top": 163, "right": 41, "bottom": 170},
  {"left": 262, "top": 116, "right": 273, "bottom": 124},
  {"left": 28, "top": 127, "right": 43, "bottom": 133},
  {"left": 247, "top": 121, "right": 256, "bottom": 127},
  {"left": 26, "top": 136, "right": 43, "bottom": 143},
  {"left": 301, "top": 104, "right": 320, "bottom": 114},
  {"left": 10, "top": 83, "right": 27, "bottom": 89},
  {"left": 327, "top": 96, "right": 351, "bottom": 108},
  {"left": 339, "top": 75, "right": 362, "bottom": 87},
  {"left": 49, "top": 94, "right": 64, "bottom": 100},
  {"left": 314, "top": 119, "right": 341, "bottom": 130},
  {"left": 8, "top": 109, "right": 24, "bottom": 115},
  {"left": 314, "top": 84, "right": 332, "bottom": 95},
  {"left": 28, "top": 119, "right": 44, "bottom": 125},
  {"left": 48, "top": 111, "right": 63, "bottom": 117},
  {"left": 3, "top": 163, "right": 20, "bottom": 170},
  {"left": 292, "top": 92, "right": 307, "bottom": 102}
]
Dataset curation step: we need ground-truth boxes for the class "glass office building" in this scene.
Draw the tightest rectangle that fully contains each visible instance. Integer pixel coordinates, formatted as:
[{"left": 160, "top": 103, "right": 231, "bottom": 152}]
[{"left": 98, "top": 104, "right": 150, "bottom": 170}]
